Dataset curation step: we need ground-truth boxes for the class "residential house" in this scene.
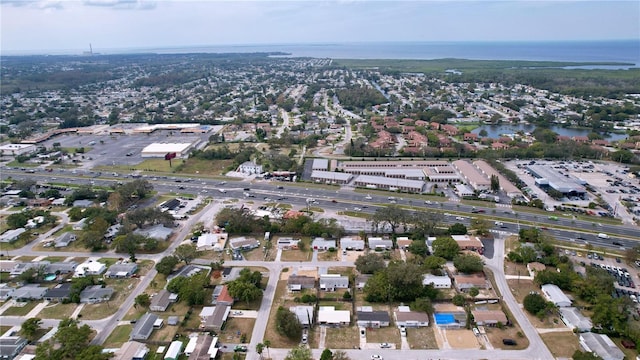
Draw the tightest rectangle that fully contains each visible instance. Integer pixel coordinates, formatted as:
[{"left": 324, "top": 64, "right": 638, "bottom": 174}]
[
  {"left": 150, "top": 289, "right": 176, "bottom": 312},
  {"left": 0, "top": 337, "right": 28, "bottom": 360},
  {"left": 277, "top": 238, "right": 300, "bottom": 250},
  {"left": 134, "top": 224, "right": 173, "bottom": 241},
  {"left": 356, "top": 308, "right": 390, "bottom": 328},
  {"left": 74, "top": 260, "right": 106, "bottom": 277},
  {"left": 72, "top": 199, "right": 94, "bottom": 208},
  {"left": 451, "top": 235, "right": 484, "bottom": 254},
  {"left": 472, "top": 310, "right": 508, "bottom": 326},
  {"left": 9, "top": 261, "right": 49, "bottom": 278},
  {"left": 130, "top": 313, "right": 159, "bottom": 341},
  {"left": 318, "top": 306, "right": 350, "bottom": 327},
  {"left": 559, "top": 307, "right": 592, "bottom": 332},
  {"left": 319, "top": 274, "right": 349, "bottom": 292},
  {"left": 114, "top": 341, "right": 149, "bottom": 360},
  {"left": 289, "top": 306, "right": 315, "bottom": 328},
  {"left": 196, "top": 233, "right": 227, "bottom": 251},
  {"left": 229, "top": 237, "right": 260, "bottom": 251},
  {"left": 72, "top": 218, "right": 88, "bottom": 231},
  {"left": 105, "top": 263, "right": 138, "bottom": 278},
  {"left": 45, "top": 262, "right": 77, "bottom": 275},
  {"left": 526, "top": 262, "right": 546, "bottom": 277},
  {"left": 368, "top": 237, "right": 393, "bottom": 250},
  {"left": 340, "top": 236, "right": 365, "bottom": 251},
  {"left": 422, "top": 274, "right": 452, "bottom": 289},
  {"left": 464, "top": 133, "right": 479, "bottom": 142},
  {"left": 215, "top": 285, "right": 234, "bottom": 306},
  {"left": 0, "top": 285, "right": 15, "bottom": 301},
  {"left": 287, "top": 275, "right": 316, "bottom": 291},
  {"left": 541, "top": 284, "right": 572, "bottom": 307},
  {"left": 44, "top": 283, "right": 72, "bottom": 302},
  {"left": 202, "top": 305, "right": 231, "bottom": 331},
  {"left": 355, "top": 275, "right": 371, "bottom": 290},
  {"left": 164, "top": 340, "right": 183, "bottom": 360},
  {"left": 394, "top": 306, "right": 430, "bottom": 328},
  {"left": 453, "top": 274, "right": 489, "bottom": 292},
  {"left": 579, "top": 333, "right": 624, "bottom": 360},
  {"left": 80, "top": 285, "right": 114, "bottom": 303},
  {"left": 0, "top": 228, "right": 26, "bottom": 243},
  {"left": 395, "top": 237, "right": 412, "bottom": 250},
  {"left": 54, "top": 232, "right": 76, "bottom": 248},
  {"left": 311, "top": 237, "right": 336, "bottom": 250},
  {"left": 12, "top": 285, "right": 47, "bottom": 301},
  {"left": 441, "top": 124, "right": 459, "bottom": 136},
  {"left": 168, "top": 265, "right": 210, "bottom": 281}
]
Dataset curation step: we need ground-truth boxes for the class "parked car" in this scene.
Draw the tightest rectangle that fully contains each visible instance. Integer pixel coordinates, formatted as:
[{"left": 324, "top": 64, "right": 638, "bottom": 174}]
[
  {"left": 502, "top": 339, "right": 517, "bottom": 346},
  {"left": 234, "top": 346, "right": 248, "bottom": 352}
]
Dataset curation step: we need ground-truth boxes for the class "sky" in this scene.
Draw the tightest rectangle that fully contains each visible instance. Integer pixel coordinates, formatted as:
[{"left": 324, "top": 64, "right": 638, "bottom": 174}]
[{"left": 1, "top": 0, "right": 639, "bottom": 54}]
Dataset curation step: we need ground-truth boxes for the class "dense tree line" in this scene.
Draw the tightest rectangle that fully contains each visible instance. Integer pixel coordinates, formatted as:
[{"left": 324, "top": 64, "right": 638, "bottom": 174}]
[{"left": 335, "top": 85, "right": 388, "bottom": 111}]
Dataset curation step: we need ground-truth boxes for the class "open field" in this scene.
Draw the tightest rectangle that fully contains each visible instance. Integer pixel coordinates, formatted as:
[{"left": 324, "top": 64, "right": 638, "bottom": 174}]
[
  {"left": 280, "top": 249, "right": 311, "bottom": 262},
  {"left": 2, "top": 301, "right": 38, "bottom": 316},
  {"left": 444, "top": 329, "right": 480, "bottom": 349},
  {"left": 103, "top": 325, "right": 133, "bottom": 348},
  {"left": 263, "top": 280, "right": 300, "bottom": 348},
  {"left": 219, "top": 318, "right": 256, "bottom": 344},
  {"left": 38, "top": 302, "right": 78, "bottom": 319},
  {"left": 406, "top": 326, "right": 438, "bottom": 349},
  {"left": 484, "top": 325, "right": 529, "bottom": 350},
  {"left": 540, "top": 331, "right": 580, "bottom": 358},
  {"left": 325, "top": 326, "right": 359, "bottom": 349},
  {"left": 365, "top": 326, "right": 400, "bottom": 348}
]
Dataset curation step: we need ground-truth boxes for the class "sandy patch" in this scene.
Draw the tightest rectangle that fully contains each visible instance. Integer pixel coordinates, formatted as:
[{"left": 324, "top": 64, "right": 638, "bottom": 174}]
[
  {"left": 434, "top": 303, "right": 465, "bottom": 312},
  {"left": 446, "top": 329, "right": 481, "bottom": 349}
]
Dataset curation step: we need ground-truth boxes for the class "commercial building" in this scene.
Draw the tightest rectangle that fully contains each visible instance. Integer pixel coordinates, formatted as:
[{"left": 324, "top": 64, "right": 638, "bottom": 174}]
[
  {"left": 237, "top": 161, "right": 263, "bottom": 175},
  {"left": 473, "top": 160, "right": 523, "bottom": 198},
  {"left": 453, "top": 160, "right": 491, "bottom": 191},
  {"left": 0, "top": 144, "right": 36, "bottom": 156},
  {"left": 310, "top": 170, "right": 353, "bottom": 184},
  {"left": 527, "top": 164, "right": 587, "bottom": 198},
  {"left": 311, "top": 159, "right": 329, "bottom": 171},
  {"left": 353, "top": 175, "right": 425, "bottom": 193},
  {"left": 141, "top": 142, "right": 194, "bottom": 158}
]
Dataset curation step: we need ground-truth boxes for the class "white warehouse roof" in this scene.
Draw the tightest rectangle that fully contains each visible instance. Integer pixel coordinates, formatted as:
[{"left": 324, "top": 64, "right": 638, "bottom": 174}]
[{"left": 141, "top": 143, "right": 193, "bottom": 156}]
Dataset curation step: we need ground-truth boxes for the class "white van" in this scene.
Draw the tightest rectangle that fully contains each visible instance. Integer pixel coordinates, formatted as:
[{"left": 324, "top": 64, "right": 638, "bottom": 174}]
[{"left": 597, "top": 233, "right": 609, "bottom": 239}]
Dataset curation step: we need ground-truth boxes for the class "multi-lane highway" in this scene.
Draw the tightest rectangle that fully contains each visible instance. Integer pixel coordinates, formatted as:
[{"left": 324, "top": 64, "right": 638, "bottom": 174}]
[{"left": 2, "top": 168, "right": 638, "bottom": 250}]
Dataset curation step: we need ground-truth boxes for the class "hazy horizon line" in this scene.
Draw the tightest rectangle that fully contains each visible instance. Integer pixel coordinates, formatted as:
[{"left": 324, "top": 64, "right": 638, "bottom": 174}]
[{"left": 2, "top": 38, "right": 638, "bottom": 57}]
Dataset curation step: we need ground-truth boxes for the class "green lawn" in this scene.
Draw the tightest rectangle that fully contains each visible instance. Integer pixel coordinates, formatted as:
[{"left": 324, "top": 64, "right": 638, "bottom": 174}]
[
  {"left": 3, "top": 301, "right": 39, "bottom": 316},
  {"left": 103, "top": 325, "right": 132, "bottom": 348}
]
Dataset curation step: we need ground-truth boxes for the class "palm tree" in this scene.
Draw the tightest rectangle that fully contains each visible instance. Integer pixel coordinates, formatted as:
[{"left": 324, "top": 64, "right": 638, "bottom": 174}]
[
  {"left": 256, "top": 343, "right": 264, "bottom": 360},
  {"left": 263, "top": 340, "right": 271, "bottom": 359}
]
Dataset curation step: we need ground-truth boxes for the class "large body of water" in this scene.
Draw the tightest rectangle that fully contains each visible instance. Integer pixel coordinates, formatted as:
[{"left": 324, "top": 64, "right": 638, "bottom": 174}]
[
  {"left": 102, "top": 40, "right": 640, "bottom": 66},
  {"left": 471, "top": 124, "right": 628, "bottom": 141}
]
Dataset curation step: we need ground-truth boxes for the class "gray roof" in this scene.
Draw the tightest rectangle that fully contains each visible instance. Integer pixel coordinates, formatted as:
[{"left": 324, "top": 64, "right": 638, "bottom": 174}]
[
  {"left": 10, "top": 261, "right": 50, "bottom": 276},
  {"left": 105, "top": 263, "right": 138, "bottom": 277},
  {"left": 45, "top": 262, "right": 78, "bottom": 274},
  {"left": 353, "top": 174, "right": 425, "bottom": 190},
  {"left": 130, "top": 313, "right": 158, "bottom": 340},
  {"left": 357, "top": 311, "right": 390, "bottom": 322},
  {"left": 73, "top": 199, "right": 94, "bottom": 207},
  {"left": 319, "top": 275, "right": 349, "bottom": 288},
  {"left": 559, "top": 307, "right": 592, "bottom": 331},
  {"left": 55, "top": 232, "right": 76, "bottom": 247},
  {"left": 527, "top": 164, "right": 586, "bottom": 194},
  {"left": 150, "top": 289, "right": 172, "bottom": 311},
  {"left": 311, "top": 170, "right": 353, "bottom": 182},
  {"left": 312, "top": 159, "right": 329, "bottom": 170},
  {"left": 168, "top": 265, "right": 210, "bottom": 281},
  {"left": 0, "top": 336, "right": 28, "bottom": 358},
  {"left": 368, "top": 238, "right": 393, "bottom": 249},
  {"left": 133, "top": 224, "right": 173, "bottom": 241},
  {"left": 580, "top": 332, "right": 624, "bottom": 360},
  {"left": 80, "top": 285, "right": 114, "bottom": 303},
  {"left": 311, "top": 238, "right": 336, "bottom": 249},
  {"left": 44, "top": 283, "right": 72, "bottom": 299},
  {"left": 290, "top": 306, "right": 314, "bottom": 326},
  {"left": 12, "top": 285, "right": 47, "bottom": 300}
]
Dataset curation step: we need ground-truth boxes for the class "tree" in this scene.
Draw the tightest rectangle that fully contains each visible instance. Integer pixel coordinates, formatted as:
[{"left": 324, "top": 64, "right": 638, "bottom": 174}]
[
  {"left": 470, "top": 218, "right": 491, "bottom": 237},
  {"left": 448, "top": 223, "right": 468, "bottom": 235},
  {"left": 256, "top": 343, "right": 265, "bottom": 360},
  {"left": 372, "top": 205, "right": 407, "bottom": 234},
  {"left": 453, "top": 253, "right": 484, "bottom": 274},
  {"left": 422, "top": 256, "right": 446, "bottom": 271},
  {"left": 174, "top": 243, "right": 198, "bottom": 265},
  {"left": 332, "top": 350, "right": 350, "bottom": 360},
  {"left": 432, "top": 237, "right": 460, "bottom": 260},
  {"left": 572, "top": 350, "right": 602, "bottom": 360},
  {"left": 490, "top": 174, "right": 500, "bottom": 192},
  {"left": 410, "top": 211, "right": 443, "bottom": 238},
  {"left": 21, "top": 317, "right": 42, "bottom": 341},
  {"left": 411, "top": 297, "right": 434, "bottom": 315},
  {"left": 469, "top": 287, "right": 480, "bottom": 299},
  {"left": 452, "top": 294, "right": 466, "bottom": 306},
  {"left": 134, "top": 294, "right": 151, "bottom": 308},
  {"left": 227, "top": 280, "right": 262, "bottom": 304},
  {"left": 35, "top": 318, "right": 111, "bottom": 360},
  {"left": 355, "top": 253, "right": 385, "bottom": 274},
  {"left": 276, "top": 306, "right": 302, "bottom": 340},
  {"left": 320, "top": 349, "right": 333, "bottom": 360},
  {"left": 407, "top": 240, "right": 429, "bottom": 257},
  {"left": 263, "top": 340, "right": 271, "bottom": 359},
  {"left": 523, "top": 293, "right": 548, "bottom": 315},
  {"left": 284, "top": 345, "right": 312, "bottom": 360},
  {"left": 166, "top": 272, "right": 209, "bottom": 305},
  {"left": 155, "top": 255, "right": 179, "bottom": 276}
]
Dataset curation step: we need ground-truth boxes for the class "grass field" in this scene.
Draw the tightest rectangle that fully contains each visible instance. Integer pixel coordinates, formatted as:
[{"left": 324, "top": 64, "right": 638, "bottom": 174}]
[
  {"left": 365, "top": 326, "right": 400, "bottom": 348},
  {"left": 103, "top": 325, "right": 133, "bottom": 348},
  {"left": 324, "top": 326, "right": 359, "bottom": 349},
  {"left": 406, "top": 326, "right": 438, "bottom": 349},
  {"left": 540, "top": 331, "right": 580, "bottom": 358},
  {"left": 38, "top": 302, "right": 78, "bottom": 319},
  {"left": 220, "top": 318, "right": 256, "bottom": 344},
  {"left": 2, "top": 301, "right": 39, "bottom": 316}
]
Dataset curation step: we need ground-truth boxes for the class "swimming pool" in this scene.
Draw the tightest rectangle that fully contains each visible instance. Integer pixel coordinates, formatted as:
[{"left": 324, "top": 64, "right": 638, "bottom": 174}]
[
  {"left": 434, "top": 313, "right": 456, "bottom": 325},
  {"left": 44, "top": 274, "right": 56, "bottom": 281}
]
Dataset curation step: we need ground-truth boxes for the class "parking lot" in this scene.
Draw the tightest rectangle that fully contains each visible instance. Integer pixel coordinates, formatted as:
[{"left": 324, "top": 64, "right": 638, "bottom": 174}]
[{"left": 40, "top": 131, "right": 210, "bottom": 168}]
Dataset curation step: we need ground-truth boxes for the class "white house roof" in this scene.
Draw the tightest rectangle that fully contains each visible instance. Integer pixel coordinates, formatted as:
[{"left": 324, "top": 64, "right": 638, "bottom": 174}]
[
  {"left": 422, "top": 274, "right": 452, "bottom": 286},
  {"left": 74, "top": 261, "right": 106, "bottom": 276},
  {"left": 541, "top": 284, "right": 571, "bottom": 306},
  {"left": 318, "top": 306, "right": 350, "bottom": 324}
]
